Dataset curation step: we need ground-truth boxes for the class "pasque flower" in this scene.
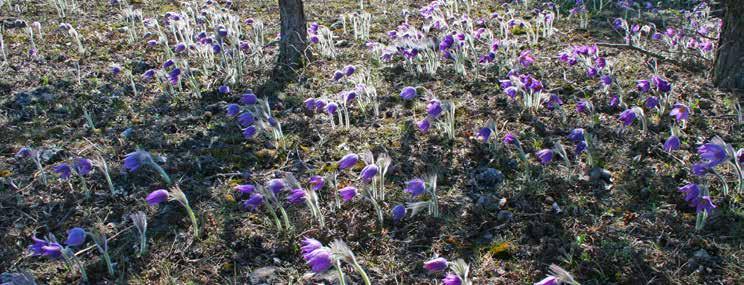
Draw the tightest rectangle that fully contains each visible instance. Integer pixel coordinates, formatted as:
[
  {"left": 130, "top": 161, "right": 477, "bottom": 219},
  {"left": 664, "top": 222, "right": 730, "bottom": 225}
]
[
  {"left": 65, "top": 227, "right": 86, "bottom": 247},
  {"left": 287, "top": 188, "right": 306, "bottom": 204},
  {"left": 405, "top": 179, "right": 426, "bottom": 197},
  {"left": 339, "top": 186, "right": 358, "bottom": 202},
  {"left": 567, "top": 128, "right": 585, "bottom": 143},
  {"left": 392, "top": 204, "right": 406, "bottom": 222},
  {"left": 427, "top": 99, "right": 443, "bottom": 117},
  {"left": 54, "top": 163, "right": 72, "bottom": 180},
  {"left": 146, "top": 189, "right": 169, "bottom": 206},
  {"left": 243, "top": 126, "right": 257, "bottom": 138},
  {"left": 519, "top": 49, "right": 535, "bottom": 67},
  {"left": 268, "top": 179, "right": 286, "bottom": 194},
  {"left": 503, "top": 133, "right": 517, "bottom": 145},
  {"left": 536, "top": 149, "right": 554, "bottom": 165},
  {"left": 235, "top": 184, "right": 256, "bottom": 194},
  {"left": 338, "top": 153, "right": 359, "bottom": 170},
  {"left": 618, "top": 109, "right": 636, "bottom": 126},
  {"left": 243, "top": 193, "right": 264, "bottom": 210},
  {"left": 417, "top": 118, "right": 431, "bottom": 133},
  {"left": 664, "top": 135, "right": 680, "bottom": 152},
  {"left": 698, "top": 143, "right": 727, "bottom": 167},
  {"left": 240, "top": 92, "right": 258, "bottom": 105},
  {"left": 442, "top": 273, "right": 462, "bottom": 285},
  {"left": 238, "top": 112, "right": 255, "bottom": 127},
  {"left": 400, "top": 86, "right": 417, "bottom": 100},
  {"left": 226, "top": 103, "right": 240, "bottom": 116},
  {"left": 477, "top": 127, "right": 492, "bottom": 142},
  {"left": 423, "top": 257, "right": 448, "bottom": 272},
  {"left": 669, "top": 103, "right": 690, "bottom": 122},
  {"left": 301, "top": 238, "right": 333, "bottom": 273},
  {"left": 309, "top": 175, "right": 325, "bottom": 191}
]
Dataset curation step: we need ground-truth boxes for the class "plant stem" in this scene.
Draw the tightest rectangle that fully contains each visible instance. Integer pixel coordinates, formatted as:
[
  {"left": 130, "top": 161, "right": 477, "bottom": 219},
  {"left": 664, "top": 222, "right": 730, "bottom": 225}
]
[
  {"left": 351, "top": 258, "right": 371, "bottom": 285},
  {"left": 336, "top": 260, "right": 347, "bottom": 285},
  {"left": 150, "top": 162, "right": 172, "bottom": 185},
  {"left": 183, "top": 202, "right": 200, "bottom": 238}
]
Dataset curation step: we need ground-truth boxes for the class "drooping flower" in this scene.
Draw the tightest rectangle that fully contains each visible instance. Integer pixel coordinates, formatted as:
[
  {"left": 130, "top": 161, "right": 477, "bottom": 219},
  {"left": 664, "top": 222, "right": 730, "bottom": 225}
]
[
  {"left": 476, "top": 127, "right": 492, "bottom": 142},
  {"left": 669, "top": 103, "right": 690, "bottom": 122},
  {"left": 54, "top": 163, "right": 72, "bottom": 180},
  {"left": 65, "top": 227, "right": 86, "bottom": 247},
  {"left": 534, "top": 276, "right": 558, "bottom": 285},
  {"left": 332, "top": 70, "right": 344, "bottom": 81},
  {"left": 576, "top": 100, "right": 591, "bottom": 114},
  {"left": 287, "top": 188, "right": 306, "bottom": 204},
  {"left": 72, "top": 158, "right": 92, "bottom": 176},
  {"left": 636, "top": 79, "right": 651, "bottom": 93},
  {"left": 301, "top": 237, "right": 322, "bottom": 255},
  {"left": 242, "top": 126, "right": 257, "bottom": 138},
  {"left": 618, "top": 109, "right": 636, "bottom": 126},
  {"left": 123, "top": 150, "right": 152, "bottom": 172},
  {"left": 168, "top": 68, "right": 181, "bottom": 85},
  {"left": 308, "top": 175, "right": 325, "bottom": 191},
  {"left": 567, "top": 128, "right": 585, "bottom": 143},
  {"left": 519, "top": 49, "right": 535, "bottom": 67},
  {"left": 338, "top": 153, "right": 359, "bottom": 170},
  {"left": 543, "top": 94, "right": 563, "bottom": 110},
  {"left": 427, "top": 100, "right": 443, "bottom": 117},
  {"left": 503, "top": 133, "right": 516, "bottom": 145},
  {"left": 609, "top": 95, "right": 620, "bottom": 107},
  {"left": 645, "top": 96, "right": 659, "bottom": 109},
  {"left": 218, "top": 85, "right": 231, "bottom": 94},
  {"left": 678, "top": 183, "right": 701, "bottom": 204},
  {"left": 146, "top": 189, "right": 169, "bottom": 206},
  {"left": 392, "top": 204, "right": 406, "bottom": 222},
  {"left": 339, "top": 186, "right": 358, "bottom": 202},
  {"left": 343, "top": 65, "right": 356, "bottom": 76},
  {"left": 235, "top": 184, "right": 256, "bottom": 194},
  {"left": 691, "top": 163, "right": 709, "bottom": 176},
  {"left": 695, "top": 196, "right": 716, "bottom": 214},
  {"left": 359, "top": 164, "right": 379, "bottom": 182},
  {"left": 238, "top": 112, "right": 255, "bottom": 127},
  {"left": 304, "top": 246, "right": 333, "bottom": 273},
  {"left": 536, "top": 149, "right": 554, "bottom": 165},
  {"left": 326, "top": 102, "right": 338, "bottom": 114},
  {"left": 417, "top": 118, "right": 430, "bottom": 133},
  {"left": 400, "top": 86, "right": 417, "bottom": 100},
  {"left": 16, "top": 147, "right": 32, "bottom": 158},
  {"left": 240, "top": 92, "right": 258, "bottom": 105},
  {"left": 226, "top": 103, "right": 240, "bottom": 116},
  {"left": 243, "top": 193, "right": 264, "bottom": 210},
  {"left": 423, "top": 257, "right": 448, "bottom": 272},
  {"left": 664, "top": 135, "right": 680, "bottom": 152},
  {"left": 404, "top": 178, "right": 426, "bottom": 197},
  {"left": 600, "top": 75, "right": 612, "bottom": 86},
  {"left": 697, "top": 143, "right": 727, "bottom": 167},
  {"left": 41, "top": 242, "right": 63, "bottom": 259},
  {"left": 268, "top": 179, "right": 285, "bottom": 194},
  {"left": 29, "top": 236, "right": 48, "bottom": 256},
  {"left": 442, "top": 273, "right": 462, "bottom": 285},
  {"left": 651, "top": 75, "right": 671, "bottom": 93}
]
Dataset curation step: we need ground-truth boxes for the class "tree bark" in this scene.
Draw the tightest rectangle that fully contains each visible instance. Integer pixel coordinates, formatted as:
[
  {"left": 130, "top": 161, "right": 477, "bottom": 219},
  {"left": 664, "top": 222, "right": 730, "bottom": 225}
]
[
  {"left": 277, "top": 0, "right": 307, "bottom": 73},
  {"left": 713, "top": 0, "right": 744, "bottom": 91}
]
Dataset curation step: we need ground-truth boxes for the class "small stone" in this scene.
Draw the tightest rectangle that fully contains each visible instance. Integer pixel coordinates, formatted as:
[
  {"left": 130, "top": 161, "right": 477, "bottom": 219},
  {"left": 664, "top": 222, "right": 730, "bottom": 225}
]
[{"left": 249, "top": 266, "right": 278, "bottom": 284}]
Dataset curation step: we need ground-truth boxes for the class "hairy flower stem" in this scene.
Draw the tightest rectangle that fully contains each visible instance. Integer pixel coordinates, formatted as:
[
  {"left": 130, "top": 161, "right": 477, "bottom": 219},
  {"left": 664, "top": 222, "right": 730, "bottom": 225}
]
[
  {"left": 278, "top": 205, "right": 292, "bottom": 234},
  {"left": 265, "top": 203, "right": 283, "bottom": 232},
  {"left": 369, "top": 197, "right": 384, "bottom": 229},
  {"left": 350, "top": 257, "right": 371, "bottom": 285},
  {"left": 335, "top": 261, "right": 347, "bottom": 285},
  {"left": 102, "top": 250, "right": 114, "bottom": 277},
  {"left": 61, "top": 248, "right": 88, "bottom": 283},
  {"left": 182, "top": 202, "right": 200, "bottom": 238},
  {"left": 149, "top": 162, "right": 172, "bottom": 185},
  {"left": 711, "top": 170, "right": 729, "bottom": 196},
  {"left": 33, "top": 153, "right": 48, "bottom": 185},
  {"left": 80, "top": 176, "right": 91, "bottom": 199}
]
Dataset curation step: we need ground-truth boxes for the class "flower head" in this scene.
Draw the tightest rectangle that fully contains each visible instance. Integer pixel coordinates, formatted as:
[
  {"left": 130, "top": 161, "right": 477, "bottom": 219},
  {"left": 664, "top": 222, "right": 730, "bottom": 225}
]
[
  {"left": 567, "top": 128, "right": 585, "bottom": 143},
  {"left": 332, "top": 70, "right": 344, "bottom": 81},
  {"left": 519, "top": 49, "right": 535, "bottom": 67},
  {"left": 400, "top": 86, "right": 417, "bottom": 100},
  {"left": 645, "top": 96, "right": 659, "bottom": 109},
  {"left": 168, "top": 68, "right": 181, "bottom": 85},
  {"left": 669, "top": 103, "right": 690, "bottom": 122},
  {"left": 54, "top": 163, "right": 72, "bottom": 180},
  {"left": 618, "top": 109, "right": 636, "bottom": 126},
  {"left": 146, "top": 189, "right": 169, "bottom": 206},
  {"left": 338, "top": 153, "right": 359, "bottom": 170},
  {"left": 695, "top": 196, "right": 716, "bottom": 214},
  {"left": 287, "top": 188, "right": 306, "bottom": 204},
  {"left": 268, "top": 179, "right": 285, "bottom": 194},
  {"left": 243, "top": 193, "right": 264, "bottom": 210},
  {"left": 65, "top": 227, "right": 86, "bottom": 247},
  {"left": 477, "top": 127, "right": 492, "bottom": 142},
  {"left": 343, "top": 65, "right": 356, "bottom": 76},
  {"left": 226, "top": 103, "right": 240, "bottom": 116},
  {"left": 29, "top": 235, "right": 48, "bottom": 256},
  {"left": 392, "top": 204, "right": 406, "bottom": 222},
  {"left": 405, "top": 178, "right": 426, "bottom": 197},
  {"left": 218, "top": 85, "right": 231, "bottom": 94},
  {"left": 304, "top": 246, "right": 333, "bottom": 273},
  {"left": 235, "top": 184, "right": 256, "bottom": 194},
  {"left": 664, "top": 135, "right": 680, "bottom": 152},
  {"left": 503, "top": 133, "right": 517, "bottom": 145},
  {"left": 309, "top": 175, "right": 325, "bottom": 191},
  {"left": 238, "top": 112, "right": 255, "bottom": 127},
  {"left": 359, "top": 165, "right": 379, "bottom": 182},
  {"left": 698, "top": 143, "right": 727, "bottom": 167},
  {"left": 423, "top": 257, "right": 448, "bottom": 272},
  {"left": 243, "top": 126, "right": 257, "bottom": 138},
  {"left": 339, "top": 186, "right": 358, "bottom": 202},
  {"left": 442, "top": 273, "right": 462, "bottom": 285},
  {"left": 678, "top": 183, "right": 700, "bottom": 204},
  {"left": 536, "top": 149, "right": 554, "bottom": 165},
  {"left": 576, "top": 100, "right": 591, "bottom": 114},
  {"left": 417, "top": 118, "right": 431, "bottom": 133},
  {"left": 240, "top": 92, "right": 258, "bottom": 105},
  {"left": 427, "top": 100, "right": 443, "bottom": 117},
  {"left": 16, "top": 147, "right": 32, "bottom": 158},
  {"left": 123, "top": 150, "right": 153, "bottom": 172},
  {"left": 636, "top": 79, "right": 651, "bottom": 93}
]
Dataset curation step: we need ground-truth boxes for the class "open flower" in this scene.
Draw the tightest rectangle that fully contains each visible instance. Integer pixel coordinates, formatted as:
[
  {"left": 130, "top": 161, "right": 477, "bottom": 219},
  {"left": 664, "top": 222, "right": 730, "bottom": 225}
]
[
  {"left": 405, "top": 179, "right": 426, "bottom": 197},
  {"left": 698, "top": 143, "right": 727, "bottom": 167},
  {"left": 309, "top": 175, "right": 325, "bottom": 191},
  {"left": 669, "top": 103, "right": 690, "bottom": 122},
  {"left": 442, "top": 273, "right": 462, "bottom": 285},
  {"left": 535, "top": 149, "right": 554, "bottom": 165}
]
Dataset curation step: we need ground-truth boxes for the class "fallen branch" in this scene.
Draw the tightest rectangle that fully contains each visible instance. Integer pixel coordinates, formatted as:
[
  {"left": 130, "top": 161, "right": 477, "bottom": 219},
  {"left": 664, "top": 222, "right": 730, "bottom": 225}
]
[{"left": 595, "top": 42, "right": 702, "bottom": 70}]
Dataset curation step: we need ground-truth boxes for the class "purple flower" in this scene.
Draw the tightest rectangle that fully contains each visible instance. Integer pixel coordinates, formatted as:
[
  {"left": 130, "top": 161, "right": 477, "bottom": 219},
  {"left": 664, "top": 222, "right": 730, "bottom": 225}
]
[
  {"left": 698, "top": 143, "right": 727, "bottom": 167},
  {"left": 567, "top": 128, "right": 585, "bottom": 143},
  {"left": 609, "top": 95, "right": 620, "bottom": 107},
  {"left": 343, "top": 65, "right": 356, "bottom": 76},
  {"left": 111, "top": 65, "right": 121, "bottom": 75},
  {"left": 503, "top": 133, "right": 517, "bottom": 145},
  {"left": 268, "top": 179, "right": 285, "bottom": 194},
  {"left": 16, "top": 147, "right": 32, "bottom": 158},
  {"left": 535, "top": 276, "right": 558, "bottom": 285},
  {"left": 240, "top": 92, "right": 258, "bottom": 105},
  {"left": 360, "top": 164, "right": 379, "bottom": 182},
  {"left": 595, "top": 57, "right": 606, "bottom": 69},
  {"left": 543, "top": 94, "right": 563, "bottom": 110},
  {"left": 651, "top": 32, "right": 662, "bottom": 40},
  {"left": 148, "top": 40, "right": 159, "bottom": 47},
  {"left": 41, "top": 242, "right": 62, "bottom": 259},
  {"left": 168, "top": 68, "right": 181, "bottom": 85},
  {"left": 65, "top": 227, "right": 86, "bottom": 247},
  {"left": 476, "top": 127, "right": 492, "bottom": 142},
  {"left": 142, "top": 69, "right": 156, "bottom": 81},
  {"left": 536, "top": 149, "right": 554, "bottom": 165},
  {"left": 332, "top": 70, "right": 344, "bottom": 81},
  {"left": 163, "top": 59, "right": 175, "bottom": 69},
  {"left": 576, "top": 100, "right": 591, "bottom": 114},
  {"left": 678, "top": 183, "right": 700, "bottom": 204},
  {"left": 339, "top": 186, "right": 358, "bottom": 202},
  {"left": 243, "top": 194, "right": 264, "bottom": 210},
  {"left": 326, "top": 102, "right": 338, "bottom": 114},
  {"left": 309, "top": 175, "right": 325, "bottom": 191},
  {"left": 123, "top": 150, "right": 151, "bottom": 172},
  {"left": 645, "top": 96, "right": 659, "bottom": 109},
  {"left": 417, "top": 118, "right": 430, "bottom": 133},
  {"left": 54, "top": 163, "right": 72, "bottom": 180},
  {"left": 146, "top": 189, "right": 169, "bottom": 206},
  {"left": 304, "top": 98, "right": 317, "bottom": 111},
  {"left": 234, "top": 184, "right": 256, "bottom": 194},
  {"left": 586, "top": 67, "right": 598, "bottom": 78},
  {"left": 519, "top": 50, "right": 535, "bottom": 67},
  {"left": 314, "top": 99, "right": 327, "bottom": 112},
  {"left": 238, "top": 112, "right": 255, "bottom": 127},
  {"left": 601, "top": 75, "right": 612, "bottom": 86},
  {"left": 400, "top": 86, "right": 417, "bottom": 100},
  {"left": 618, "top": 109, "right": 636, "bottom": 126},
  {"left": 174, "top": 42, "right": 186, "bottom": 52},
  {"left": 636, "top": 80, "right": 651, "bottom": 93},
  {"left": 212, "top": 44, "right": 222, "bottom": 54},
  {"left": 651, "top": 75, "right": 671, "bottom": 93},
  {"left": 243, "top": 126, "right": 257, "bottom": 138},
  {"left": 73, "top": 158, "right": 93, "bottom": 176},
  {"left": 695, "top": 196, "right": 716, "bottom": 214},
  {"left": 442, "top": 273, "right": 462, "bottom": 285},
  {"left": 301, "top": 237, "right": 322, "bottom": 255},
  {"left": 663, "top": 135, "right": 680, "bottom": 152},
  {"left": 669, "top": 103, "right": 690, "bottom": 122},
  {"left": 405, "top": 178, "right": 426, "bottom": 197},
  {"left": 304, "top": 247, "right": 333, "bottom": 273},
  {"left": 691, "top": 163, "right": 709, "bottom": 176},
  {"left": 287, "top": 188, "right": 306, "bottom": 204},
  {"left": 423, "top": 257, "right": 448, "bottom": 272},
  {"left": 427, "top": 100, "right": 443, "bottom": 117},
  {"left": 392, "top": 204, "right": 406, "bottom": 222},
  {"left": 29, "top": 236, "right": 48, "bottom": 256},
  {"left": 218, "top": 85, "right": 231, "bottom": 94},
  {"left": 338, "top": 153, "right": 359, "bottom": 170},
  {"left": 226, "top": 103, "right": 240, "bottom": 116}
]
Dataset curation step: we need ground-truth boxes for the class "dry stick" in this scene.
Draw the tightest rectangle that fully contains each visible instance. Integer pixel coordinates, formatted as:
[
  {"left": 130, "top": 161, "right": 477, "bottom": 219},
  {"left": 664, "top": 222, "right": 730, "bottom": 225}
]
[
  {"left": 74, "top": 225, "right": 134, "bottom": 256},
  {"left": 595, "top": 42, "right": 700, "bottom": 70}
]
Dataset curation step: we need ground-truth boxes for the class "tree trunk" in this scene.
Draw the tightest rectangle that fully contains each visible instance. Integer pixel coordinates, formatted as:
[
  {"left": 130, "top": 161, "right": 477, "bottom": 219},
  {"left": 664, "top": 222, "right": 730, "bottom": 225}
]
[
  {"left": 713, "top": 0, "right": 744, "bottom": 91},
  {"left": 277, "top": 0, "right": 307, "bottom": 73}
]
